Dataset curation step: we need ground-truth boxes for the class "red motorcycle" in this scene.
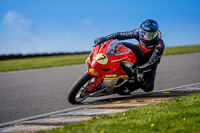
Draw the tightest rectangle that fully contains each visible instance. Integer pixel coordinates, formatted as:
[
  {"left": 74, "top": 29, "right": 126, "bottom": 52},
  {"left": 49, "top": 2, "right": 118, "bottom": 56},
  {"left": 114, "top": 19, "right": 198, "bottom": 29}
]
[{"left": 68, "top": 39, "right": 138, "bottom": 104}]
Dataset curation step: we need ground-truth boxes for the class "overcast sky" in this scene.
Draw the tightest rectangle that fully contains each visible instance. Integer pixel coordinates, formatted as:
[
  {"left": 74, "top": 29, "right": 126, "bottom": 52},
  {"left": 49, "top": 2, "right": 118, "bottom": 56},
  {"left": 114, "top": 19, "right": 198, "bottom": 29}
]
[{"left": 0, "top": 0, "right": 200, "bottom": 54}]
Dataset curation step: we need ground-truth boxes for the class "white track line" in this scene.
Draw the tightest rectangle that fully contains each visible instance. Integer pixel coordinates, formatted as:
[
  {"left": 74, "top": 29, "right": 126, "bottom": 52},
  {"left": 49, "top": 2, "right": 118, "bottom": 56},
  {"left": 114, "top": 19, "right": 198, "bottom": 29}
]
[
  {"left": 156, "top": 82, "right": 200, "bottom": 92},
  {"left": 0, "top": 105, "right": 90, "bottom": 128}
]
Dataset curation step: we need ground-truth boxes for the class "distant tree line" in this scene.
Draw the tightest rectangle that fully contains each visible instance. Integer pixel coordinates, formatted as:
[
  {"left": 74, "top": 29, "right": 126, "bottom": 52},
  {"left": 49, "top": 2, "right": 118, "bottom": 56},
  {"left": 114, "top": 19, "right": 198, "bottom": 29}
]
[{"left": 0, "top": 51, "right": 90, "bottom": 60}]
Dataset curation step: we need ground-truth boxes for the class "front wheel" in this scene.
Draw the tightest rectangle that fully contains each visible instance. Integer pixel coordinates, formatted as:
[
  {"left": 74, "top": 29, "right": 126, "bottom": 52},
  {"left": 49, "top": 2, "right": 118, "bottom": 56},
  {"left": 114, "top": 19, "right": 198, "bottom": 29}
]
[{"left": 68, "top": 73, "right": 96, "bottom": 104}]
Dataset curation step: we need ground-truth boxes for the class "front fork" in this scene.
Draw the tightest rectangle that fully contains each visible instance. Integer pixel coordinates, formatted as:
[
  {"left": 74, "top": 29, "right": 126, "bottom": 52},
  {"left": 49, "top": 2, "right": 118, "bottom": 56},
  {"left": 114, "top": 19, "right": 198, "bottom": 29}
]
[{"left": 86, "top": 68, "right": 102, "bottom": 92}]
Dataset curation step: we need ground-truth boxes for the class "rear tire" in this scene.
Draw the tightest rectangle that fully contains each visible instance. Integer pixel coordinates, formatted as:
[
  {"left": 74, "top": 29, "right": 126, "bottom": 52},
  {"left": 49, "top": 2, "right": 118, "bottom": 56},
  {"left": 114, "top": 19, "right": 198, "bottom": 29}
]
[{"left": 68, "top": 73, "right": 95, "bottom": 104}]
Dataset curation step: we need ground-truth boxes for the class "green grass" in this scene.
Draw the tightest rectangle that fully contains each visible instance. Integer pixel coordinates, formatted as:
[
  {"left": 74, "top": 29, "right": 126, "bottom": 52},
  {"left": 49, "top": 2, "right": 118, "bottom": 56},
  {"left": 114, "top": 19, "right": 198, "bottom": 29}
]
[
  {"left": 0, "top": 45, "right": 200, "bottom": 72},
  {"left": 163, "top": 45, "right": 200, "bottom": 56},
  {"left": 0, "top": 53, "right": 89, "bottom": 72},
  {"left": 38, "top": 94, "right": 200, "bottom": 133}
]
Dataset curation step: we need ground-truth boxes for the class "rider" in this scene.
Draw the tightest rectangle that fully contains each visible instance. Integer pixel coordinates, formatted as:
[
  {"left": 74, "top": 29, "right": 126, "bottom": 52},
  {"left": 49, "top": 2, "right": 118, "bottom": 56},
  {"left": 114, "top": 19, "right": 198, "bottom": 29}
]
[{"left": 94, "top": 19, "right": 165, "bottom": 94}]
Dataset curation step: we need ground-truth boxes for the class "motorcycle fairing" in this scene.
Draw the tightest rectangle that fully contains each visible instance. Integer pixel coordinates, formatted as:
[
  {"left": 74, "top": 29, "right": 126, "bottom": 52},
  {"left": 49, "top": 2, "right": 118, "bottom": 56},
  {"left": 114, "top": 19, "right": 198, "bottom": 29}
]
[
  {"left": 87, "top": 39, "right": 136, "bottom": 78},
  {"left": 86, "top": 39, "right": 137, "bottom": 92}
]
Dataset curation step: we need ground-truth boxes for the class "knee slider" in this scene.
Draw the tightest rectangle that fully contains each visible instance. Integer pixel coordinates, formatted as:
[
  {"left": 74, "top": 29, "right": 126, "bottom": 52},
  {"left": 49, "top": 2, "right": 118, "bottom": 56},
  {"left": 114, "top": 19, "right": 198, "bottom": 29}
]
[{"left": 142, "top": 82, "right": 154, "bottom": 92}]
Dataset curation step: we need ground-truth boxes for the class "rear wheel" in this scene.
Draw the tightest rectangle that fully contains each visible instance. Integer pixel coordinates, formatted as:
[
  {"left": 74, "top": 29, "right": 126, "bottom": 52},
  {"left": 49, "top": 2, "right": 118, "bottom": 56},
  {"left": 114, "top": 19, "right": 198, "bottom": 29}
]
[{"left": 68, "top": 73, "right": 96, "bottom": 104}]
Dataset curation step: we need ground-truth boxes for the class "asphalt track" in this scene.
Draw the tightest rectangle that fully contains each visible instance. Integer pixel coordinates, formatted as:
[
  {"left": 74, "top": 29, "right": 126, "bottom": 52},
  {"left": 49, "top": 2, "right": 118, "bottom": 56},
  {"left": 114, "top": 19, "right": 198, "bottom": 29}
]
[{"left": 0, "top": 53, "right": 200, "bottom": 124}]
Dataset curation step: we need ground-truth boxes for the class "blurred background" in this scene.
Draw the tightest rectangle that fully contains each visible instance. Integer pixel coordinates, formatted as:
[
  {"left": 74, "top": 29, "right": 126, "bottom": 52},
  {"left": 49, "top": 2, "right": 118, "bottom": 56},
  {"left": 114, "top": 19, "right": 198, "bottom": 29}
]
[{"left": 0, "top": 0, "right": 200, "bottom": 55}]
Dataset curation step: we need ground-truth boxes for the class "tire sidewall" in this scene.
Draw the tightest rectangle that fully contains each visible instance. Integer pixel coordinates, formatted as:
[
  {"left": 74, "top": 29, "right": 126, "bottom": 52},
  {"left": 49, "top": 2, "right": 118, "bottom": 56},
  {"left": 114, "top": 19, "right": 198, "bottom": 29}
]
[{"left": 68, "top": 73, "right": 94, "bottom": 104}]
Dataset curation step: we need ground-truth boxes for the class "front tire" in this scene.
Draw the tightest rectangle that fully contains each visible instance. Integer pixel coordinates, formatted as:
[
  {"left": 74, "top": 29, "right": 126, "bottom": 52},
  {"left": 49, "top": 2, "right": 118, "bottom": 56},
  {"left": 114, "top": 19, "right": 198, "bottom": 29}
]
[{"left": 68, "top": 73, "right": 96, "bottom": 104}]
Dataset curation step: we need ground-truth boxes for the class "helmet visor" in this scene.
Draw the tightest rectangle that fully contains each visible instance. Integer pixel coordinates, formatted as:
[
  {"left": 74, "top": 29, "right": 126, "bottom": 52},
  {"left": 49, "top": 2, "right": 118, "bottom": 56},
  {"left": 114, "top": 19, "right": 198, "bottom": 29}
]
[{"left": 139, "top": 29, "right": 158, "bottom": 41}]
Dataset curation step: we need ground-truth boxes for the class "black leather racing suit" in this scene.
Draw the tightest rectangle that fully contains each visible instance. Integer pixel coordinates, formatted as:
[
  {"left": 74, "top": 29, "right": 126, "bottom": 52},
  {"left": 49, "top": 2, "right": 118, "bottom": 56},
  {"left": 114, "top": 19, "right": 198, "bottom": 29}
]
[{"left": 97, "top": 29, "right": 165, "bottom": 92}]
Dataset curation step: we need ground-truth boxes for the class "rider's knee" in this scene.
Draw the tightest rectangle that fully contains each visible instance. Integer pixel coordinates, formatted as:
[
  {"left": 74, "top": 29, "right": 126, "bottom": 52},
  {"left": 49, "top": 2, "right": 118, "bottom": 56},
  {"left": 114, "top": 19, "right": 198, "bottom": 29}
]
[{"left": 141, "top": 82, "right": 154, "bottom": 92}]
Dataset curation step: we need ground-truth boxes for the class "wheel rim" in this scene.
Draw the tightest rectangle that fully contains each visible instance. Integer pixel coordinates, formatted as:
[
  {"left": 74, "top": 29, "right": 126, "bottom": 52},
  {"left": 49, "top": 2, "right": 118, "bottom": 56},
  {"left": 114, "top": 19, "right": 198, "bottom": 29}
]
[{"left": 75, "top": 77, "right": 96, "bottom": 103}]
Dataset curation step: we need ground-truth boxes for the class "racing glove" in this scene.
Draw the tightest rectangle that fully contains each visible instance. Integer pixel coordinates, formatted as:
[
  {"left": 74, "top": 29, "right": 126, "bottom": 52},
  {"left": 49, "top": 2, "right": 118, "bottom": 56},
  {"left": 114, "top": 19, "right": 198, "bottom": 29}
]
[
  {"left": 94, "top": 37, "right": 106, "bottom": 46},
  {"left": 127, "top": 67, "right": 140, "bottom": 75}
]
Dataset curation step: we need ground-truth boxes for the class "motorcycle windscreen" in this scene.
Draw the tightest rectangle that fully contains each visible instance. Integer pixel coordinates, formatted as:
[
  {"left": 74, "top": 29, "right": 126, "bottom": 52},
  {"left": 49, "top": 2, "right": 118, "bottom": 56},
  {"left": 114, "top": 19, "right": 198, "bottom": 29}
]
[{"left": 106, "top": 39, "right": 131, "bottom": 56}]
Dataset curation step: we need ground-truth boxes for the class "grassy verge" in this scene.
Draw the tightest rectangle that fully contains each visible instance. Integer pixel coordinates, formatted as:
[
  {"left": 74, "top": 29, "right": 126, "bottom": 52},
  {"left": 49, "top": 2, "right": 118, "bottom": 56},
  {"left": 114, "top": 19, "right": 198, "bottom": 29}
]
[
  {"left": 0, "top": 45, "right": 200, "bottom": 72},
  {"left": 163, "top": 45, "right": 200, "bottom": 56},
  {"left": 0, "top": 53, "right": 89, "bottom": 72},
  {"left": 38, "top": 94, "right": 200, "bottom": 133}
]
